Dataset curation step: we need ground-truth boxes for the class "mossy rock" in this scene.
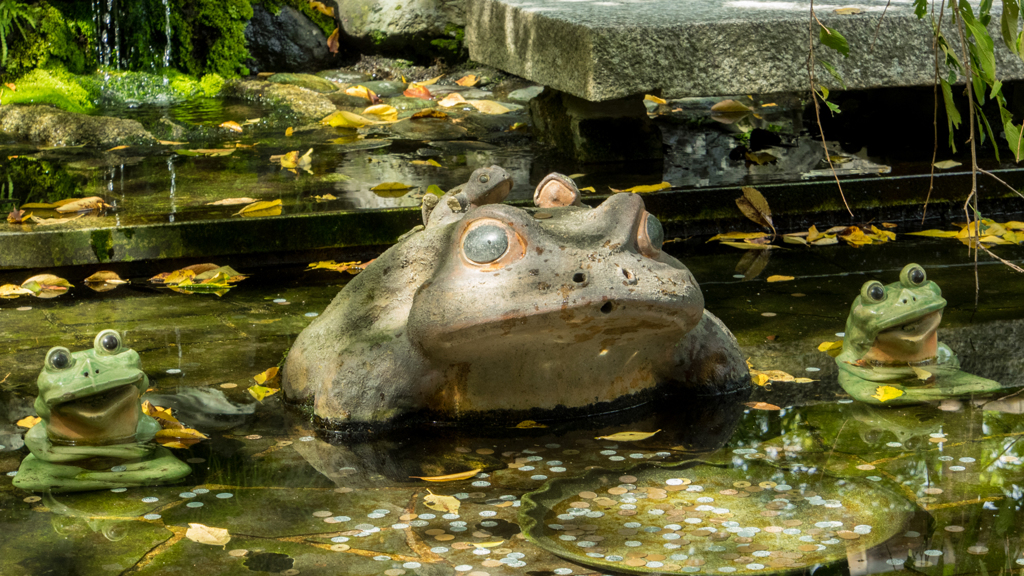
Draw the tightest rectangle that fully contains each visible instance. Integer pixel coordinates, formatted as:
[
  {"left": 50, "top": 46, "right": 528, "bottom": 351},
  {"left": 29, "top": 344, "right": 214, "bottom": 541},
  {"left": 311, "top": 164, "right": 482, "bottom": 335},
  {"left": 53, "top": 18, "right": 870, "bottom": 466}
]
[
  {"left": 267, "top": 73, "right": 339, "bottom": 94},
  {"left": 361, "top": 80, "right": 407, "bottom": 97},
  {"left": 4, "top": 68, "right": 96, "bottom": 114},
  {"left": 316, "top": 69, "right": 372, "bottom": 84}
]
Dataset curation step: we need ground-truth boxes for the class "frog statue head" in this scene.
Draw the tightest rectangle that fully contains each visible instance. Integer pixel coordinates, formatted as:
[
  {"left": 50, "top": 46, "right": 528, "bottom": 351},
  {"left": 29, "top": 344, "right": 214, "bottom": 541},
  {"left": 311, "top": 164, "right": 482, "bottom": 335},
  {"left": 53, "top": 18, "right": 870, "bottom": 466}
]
[
  {"left": 283, "top": 167, "right": 750, "bottom": 432},
  {"left": 835, "top": 263, "right": 1003, "bottom": 405},
  {"left": 13, "top": 330, "right": 190, "bottom": 492}
]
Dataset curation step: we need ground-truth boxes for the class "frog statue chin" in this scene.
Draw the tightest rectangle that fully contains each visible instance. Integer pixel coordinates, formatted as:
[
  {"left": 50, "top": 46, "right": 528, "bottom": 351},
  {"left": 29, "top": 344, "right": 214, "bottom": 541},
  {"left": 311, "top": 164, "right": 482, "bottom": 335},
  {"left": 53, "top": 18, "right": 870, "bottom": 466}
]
[
  {"left": 14, "top": 330, "right": 190, "bottom": 493},
  {"left": 283, "top": 167, "right": 750, "bottom": 431},
  {"left": 836, "top": 263, "right": 1003, "bottom": 405}
]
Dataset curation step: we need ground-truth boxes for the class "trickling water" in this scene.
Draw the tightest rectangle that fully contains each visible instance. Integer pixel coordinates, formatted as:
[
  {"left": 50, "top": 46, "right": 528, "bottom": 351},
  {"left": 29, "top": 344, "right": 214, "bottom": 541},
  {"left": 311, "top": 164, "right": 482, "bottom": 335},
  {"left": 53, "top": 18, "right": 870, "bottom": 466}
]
[
  {"left": 168, "top": 156, "right": 176, "bottom": 223},
  {"left": 162, "top": 0, "right": 172, "bottom": 70},
  {"left": 93, "top": 0, "right": 122, "bottom": 70}
]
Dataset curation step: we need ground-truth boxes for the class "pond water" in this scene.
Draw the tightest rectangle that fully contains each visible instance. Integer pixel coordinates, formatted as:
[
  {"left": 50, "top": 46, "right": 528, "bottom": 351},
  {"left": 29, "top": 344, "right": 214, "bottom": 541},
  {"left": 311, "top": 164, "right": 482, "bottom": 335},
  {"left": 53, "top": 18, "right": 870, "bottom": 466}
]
[{"left": 2, "top": 231, "right": 1023, "bottom": 576}]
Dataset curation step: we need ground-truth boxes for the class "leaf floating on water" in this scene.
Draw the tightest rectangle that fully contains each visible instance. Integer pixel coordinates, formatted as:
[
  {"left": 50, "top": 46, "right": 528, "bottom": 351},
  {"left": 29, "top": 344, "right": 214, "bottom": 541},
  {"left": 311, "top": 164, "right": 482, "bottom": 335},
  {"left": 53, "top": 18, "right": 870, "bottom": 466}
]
[
  {"left": 404, "top": 83, "right": 433, "bottom": 100},
  {"left": 7, "top": 209, "right": 30, "bottom": 224},
  {"left": 106, "top": 145, "right": 129, "bottom": 152},
  {"left": 736, "top": 187, "right": 775, "bottom": 236},
  {"left": 253, "top": 367, "right": 280, "bottom": 386},
  {"left": 912, "top": 366, "right": 933, "bottom": 381},
  {"left": 155, "top": 427, "right": 208, "bottom": 444},
  {"left": 933, "top": 159, "right": 961, "bottom": 169},
  {"left": 248, "top": 384, "right": 280, "bottom": 402},
  {"left": 345, "top": 85, "right": 379, "bottom": 103},
  {"left": 834, "top": 6, "right": 863, "bottom": 14},
  {"left": 307, "top": 260, "right": 370, "bottom": 274},
  {"left": 594, "top": 430, "right": 661, "bottom": 442},
  {"left": 455, "top": 74, "right": 479, "bottom": 87},
  {"left": 185, "top": 523, "right": 231, "bottom": 546},
  {"left": 766, "top": 275, "right": 794, "bottom": 282},
  {"left": 420, "top": 75, "right": 444, "bottom": 86},
  {"left": 411, "top": 109, "right": 447, "bottom": 119},
  {"left": 708, "top": 232, "right": 770, "bottom": 243},
  {"left": 644, "top": 94, "right": 667, "bottom": 105},
  {"left": 818, "top": 340, "right": 844, "bottom": 357},
  {"left": 371, "top": 182, "right": 414, "bottom": 197},
  {"left": 711, "top": 99, "right": 752, "bottom": 113},
  {"left": 321, "top": 110, "right": 372, "bottom": 128},
  {"left": 233, "top": 199, "right": 283, "bottom": 217},
  {"left": 468, "top": 100, "right": 511, "bottom": 115},
  {"left": 412, "top": 159, "right": 443, "bottom": 167},
  {"left": 142, "top": 401, "right": 181, "bottom": 427},
  {"left": 219, "top": 121, "right": 243, "bottom": 133},
  {"left": 609, "top": 182, "right": 671, "bottom": 194},
  {"left": 16, "top": 415, "right": 41, "bottom": 428},
  {"left": 21, "top": 274, "right": 72, "bottom": 298},
  {"left": 363, "top": 104, "right": 398, "bottom": 122},
  {"left": 285, "top": 127, "right": 294, "bottom": 137},
  {"left": 410, "top": 468, "right": 482, "bottom": 482},
  {"left": 906, "top": 229, "right": 960, "bottom": 238},
  {"left": 158, "top": 140, "right": 187, "bottom": 145},
  {"left": 513, "top": 420, "right": 548, "bottom": 429},
  {"left": 206, "top": 197, "right": 258, "bottom": 206},
  {"left": 871, "top": 385, "right": 905, "bottom": 403},
  {"left": 313, "top": 194, "right": 337, "bottom": 202},
  {"left": 744, "top": 401, "right": 781, "bottom": 411},
  {"left": 0, "top": 283, "right": 33, "bottom": 299},
  {"left": 309, "top": 0, "right": 334, "bottom": 17},
  {"left": 53, "top": 196, "right": 110, "bottom": 213},
  {"left": 719, "top": 241, "right": 778, "bottom": 250},
  {"left": 174, "top": 148, "right": 236, "bottom": 157},
  {"left": 438, "top": 93, "right": 467, "bottom": 108},
  {"left": 423, "top": 490, "right": 461, "bottom": 513},
  {"left": 84, "top": 270, "right": 127, "bottom": 284}
]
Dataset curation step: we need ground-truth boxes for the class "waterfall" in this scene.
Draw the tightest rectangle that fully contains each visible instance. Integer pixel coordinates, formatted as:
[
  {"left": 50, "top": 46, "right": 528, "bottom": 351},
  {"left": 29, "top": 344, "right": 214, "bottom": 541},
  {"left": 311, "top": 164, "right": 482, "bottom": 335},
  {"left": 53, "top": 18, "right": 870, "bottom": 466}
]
[{"left": 93, "top": 0, "right": 121, "bottom": 70}]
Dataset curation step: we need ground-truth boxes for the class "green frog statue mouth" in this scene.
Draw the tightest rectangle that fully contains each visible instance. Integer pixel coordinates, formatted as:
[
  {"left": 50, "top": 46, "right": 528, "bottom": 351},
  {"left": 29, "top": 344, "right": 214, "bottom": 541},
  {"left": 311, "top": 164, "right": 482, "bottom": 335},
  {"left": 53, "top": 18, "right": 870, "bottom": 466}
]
[
  {"left": 13, "top": 330, "right": 190, "bottom": 493},
  {"left": 835, "top": 263, "right": 1003, "bottom": 405}
]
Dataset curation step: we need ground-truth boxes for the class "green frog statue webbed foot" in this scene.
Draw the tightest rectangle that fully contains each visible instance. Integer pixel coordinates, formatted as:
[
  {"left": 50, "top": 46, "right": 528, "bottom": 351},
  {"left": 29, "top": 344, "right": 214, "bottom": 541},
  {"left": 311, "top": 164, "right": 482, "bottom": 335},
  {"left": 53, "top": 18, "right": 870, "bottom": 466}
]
[
  {"left": 836, "top": 263, "right": 1003, "bottom": 405},
  {"left": 13, "top": 330, "right": 190, "bottom": 493}
]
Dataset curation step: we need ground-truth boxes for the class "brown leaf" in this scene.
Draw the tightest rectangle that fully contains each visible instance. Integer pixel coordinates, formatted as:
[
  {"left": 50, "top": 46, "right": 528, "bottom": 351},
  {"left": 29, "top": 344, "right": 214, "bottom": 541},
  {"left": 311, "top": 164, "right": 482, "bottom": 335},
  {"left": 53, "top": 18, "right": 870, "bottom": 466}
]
[
  {"left": 423, "top": 490, "right": 461, "bottom": 513},
  {"left": 743, "top": 401, "right": 782, "bottom": 411},
  {"left": 711, "top": 99, "right": 752, "bottom": 113},
  {"left": 185, "top": 523, "right": 231, "bottom": 546},
  {"left": 106, "top": 145, "right": 129, "bottom": 152},
  {"left": 467, "top": 100, "right": 511, "bottom": 115},
  {"left": 7, "top": 209, "right": 29, "bottom": 223},
  {"left": 55, "top": 196, "right": 111, "bottom": 213},
  {"left": 84, "top": 270, "right": 128, "bottom": 284},
  {"left": 0, "top": 284, "right": 33, "bottom": 298},
  {"left": 206, "top": 197, "right": 258, "bottom": 206},
  {"left": 403, "top": 83, "right": 433, "bottom": 100},
  {"left": 438, "top": 93, "right": 467, "bottom": 107},
  {"left": 411, "top": 109, "right": 448, "bottom": 119},
  {"left": 253, "top": 366, "right": 280, "bottom": 386},
  {"left": 455, "top": 74, "right": 479, "bottom": 87},
  {"left": 219, "top": 121, "right": 243, "bottom": 133},
  {"left": 345, "top": 85, "right": 379, "bottom": 104},
  {"left": 735, "top": 249, "right": 771, "bottom": 281},
  {"left": 735, "top": 187, "right": 775, "bottom": 236},
  {"left": 310, "top": 0, "right": 334, "bottom": 17},
  {"left": 327, "top": 27, "right": 340, "bottom": 53}
]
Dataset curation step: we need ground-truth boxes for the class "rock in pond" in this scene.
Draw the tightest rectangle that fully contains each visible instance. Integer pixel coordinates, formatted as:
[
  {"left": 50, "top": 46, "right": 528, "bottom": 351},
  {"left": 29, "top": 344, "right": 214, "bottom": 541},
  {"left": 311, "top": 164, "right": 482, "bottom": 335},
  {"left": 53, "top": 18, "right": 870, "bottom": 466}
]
[
  {"left": 0, "top": 105, "right": 155, "bottom": 147},
  {"left": 283, "top": 167, "right": 749, "bottom": 430},
  {"left": 246, "top": 4, "right": 337, "bottom": 73}
]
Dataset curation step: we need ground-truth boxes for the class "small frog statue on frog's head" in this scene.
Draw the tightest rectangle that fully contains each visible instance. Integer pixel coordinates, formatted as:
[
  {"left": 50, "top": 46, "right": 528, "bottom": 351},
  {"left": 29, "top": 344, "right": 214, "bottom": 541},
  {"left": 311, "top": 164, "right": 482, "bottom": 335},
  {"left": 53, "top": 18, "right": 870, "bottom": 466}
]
[
  {"left": 13, "top": 330, "right": 190, "bottom": 492},
  {"left": 836, "top": 263, "right": 1003, "bottom": 405}
]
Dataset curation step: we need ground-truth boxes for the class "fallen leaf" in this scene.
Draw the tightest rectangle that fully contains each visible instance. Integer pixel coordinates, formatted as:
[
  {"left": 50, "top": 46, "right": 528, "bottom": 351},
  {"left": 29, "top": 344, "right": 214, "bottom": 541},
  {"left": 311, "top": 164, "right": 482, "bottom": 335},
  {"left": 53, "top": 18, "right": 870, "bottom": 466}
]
[
  {"left": 106, "top": 145, "right": 129, "bottom": 152},
  {"left": 158, "top": 140, "right": 187, "bottom": 145},
  {"left": 783, "top": 235, "right": 808, "bottom": 245},
  {"left": 745, "top": 151, "right": 778, "bottom": 165},
  {"left": 84, "top": 271, "right": 128, "bottom": 284},
  {"left": 7, "top": 209, "right": 30, "bottom": 224},
  {"left": 766, "top": 275, "right": 794, "bottom": 282},
  {"left": 720, "top": 241, "right": 778, "bottom": 250},
  {"left": 933, "top": 159, "right": 961, "bottom": 169},
  {"left": 327, "top": 27, "right": 339, "bottom": 53},
  {"left": 174, "top": 148, "right": 236, "bottom": 157},
  {"left": 206, "top": 197, "right": 258, "bottom": 206},
  {"left": 27, "top": 214, "right": 86, "bottom": 227},
  {"left": 253, "top": 367, "right": 280, "bottom": 386},
  {"left": 871, "top": 385, "right": 905, "bottom": 403},
  {"left": 419, "top": 75, "right": 444, "bottom": 86},
  {"left": 307, "top": 260, "right": 368, "bottom": 273},
  {"left": 818, "top": 341, "right": 844, "bottom": 357},
  {"left": 185, "top": 523, "right": 231, "bottom": 546},
  {"left": 55, "top": 196, "right": 111, "bottom": 213},
  {"left": 345, "top": 85, "right": 379, "bottom": 103},
  {"left": 0, "top": 284, "right": 33, "bottom": 298},
  {"left": 411, "top": 109, "right": 447, "bottom": 119},
  {"left": 455, "top": 74, "right": 479, "bottom": 87},
  {"left": 142, "top": 401, "right": 181, "bottom": 427},
  {"left": 412, "top": 159, "right": 443, "bottom": 167},
  {"left": 708, "top": 232, "right": 770, "bottom": 242},
  {"left": 313, "top": 194, "right": 337, "bottom": 202},
  {"left": 912, "top": 366, "right": 933, "bottom": 381},
  {"left": 154, "top": 427, "right": 208, "bottom": 441},
  {"left": 248, "top": 384, "right": 280, "bottom": 401},
  {"left": 16, "top": 415, "right": 41, "bottom": 428},
  {"left": 233, "top": 199, "right": 283, "bottom": 217},
  {"left": 594, "top": 430, "right": 661, "bottom": 442},
  {"left": 513, "top": 420, "right": 548, "bottom": 429},
  {"left": 610, "top": 182, "right": 671, "bottom": 194},
  {"left": 744, "top": 401, "right": 781, "bottom": 410},
  {"left": 363, "top": 104, "right": 398, "bottom": 122},
  {"left": 21, "top": 274, "right": 72, "bottom": 298},
  {"left": 423, "top": 490, "right": 461, "bottom": 513},
  {"left": 579, "top": 186, "right": 596, "bottom": 193},
  {"left": 285, "top": 127, "right": 294, "bottom": 137},
  {"left": 404, "top": 83, "right": 433, "bottom": 100},
  {"left": 371, "top": 182, "right": 414, "bottom": 197},
  {"left": 834, "top": 6, "right": 863, "bottom": 14},
  {"left": 711, "top": 99, "right": 752, "bottom": 113},
  {"left": 644, "top": 94, "right": 667, "bottom": 105},
  {"left": 410, "top": 468, "right": 482, "bottom": 482},
  {"left": 219, "top": 121, "right": 243, "bottom": 133},
  {"left": 472, "top": 541, "right": 506, "bottom": 549},
  {"left": 467, "top": 100, "right": 511, "bottom": 114},
  {"left": 736, "top": 187, "right": 775, "bottom": 236},
  {"left": 735, "top": 249, "right": 771, "bottom": 280},
  {"left": 309, "top": 0, "right": 334, "bottom": 17},
  {"left": 321, "top": 110, "right": 372, "bottom": 128},
  {"left": 438, "top": 93, "right": 467, "bottom": 108},
  {"left": 4, "top": 82, "right": 15, "bottom": 91}
]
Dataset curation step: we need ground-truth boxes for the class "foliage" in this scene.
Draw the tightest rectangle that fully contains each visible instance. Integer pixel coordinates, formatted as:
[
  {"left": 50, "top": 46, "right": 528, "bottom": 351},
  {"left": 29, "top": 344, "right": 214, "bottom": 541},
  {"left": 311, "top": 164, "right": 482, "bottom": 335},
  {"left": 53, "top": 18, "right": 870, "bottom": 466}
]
[
  {"left": 0, "top": 157, "right": 85, "bottom": 208},
  {"left": 170, "top": 0, "right": 253, "bottom": 77},
  {"left": 3, "top": 67, "right": 96, "bottom": 111},
  {"left": 430, "top": 24, "right": 465, "bottom": 60},
  {"left": 1, "top": 2, "right": 96, "bottom": 81},
  {"left": 0, "top": 0, "right": 37, "bottom": 66},
  {"left": 255, "top": 0, "right": 335, "bottom": 36}
]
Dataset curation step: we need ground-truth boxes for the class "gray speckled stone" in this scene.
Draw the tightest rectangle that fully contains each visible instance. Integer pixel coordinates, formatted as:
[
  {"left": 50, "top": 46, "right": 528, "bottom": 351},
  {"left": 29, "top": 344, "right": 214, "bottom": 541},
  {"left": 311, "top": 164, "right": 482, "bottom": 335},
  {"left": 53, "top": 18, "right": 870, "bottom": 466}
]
[{"left": 466, "top": 0, "right": 1024, "bottom": 101}]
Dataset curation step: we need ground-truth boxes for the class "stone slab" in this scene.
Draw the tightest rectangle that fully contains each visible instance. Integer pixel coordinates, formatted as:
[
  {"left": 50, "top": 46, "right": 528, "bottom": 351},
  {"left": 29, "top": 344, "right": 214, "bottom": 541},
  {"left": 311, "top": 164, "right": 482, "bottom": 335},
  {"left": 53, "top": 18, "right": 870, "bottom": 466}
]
[{"left": 466, "top": 0, "right": 1024, "bottom": 101}]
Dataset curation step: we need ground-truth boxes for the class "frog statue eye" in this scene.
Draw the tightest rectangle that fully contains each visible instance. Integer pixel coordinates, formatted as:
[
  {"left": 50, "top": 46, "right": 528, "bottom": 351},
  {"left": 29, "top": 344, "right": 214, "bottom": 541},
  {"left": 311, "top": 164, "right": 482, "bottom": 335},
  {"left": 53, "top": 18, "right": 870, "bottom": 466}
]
[
  {"left": 861, "top": 280, "right": 886, "bottom": 302},
  {"left": 460, "top": 218, "right": 525, "bottom": 267},
  {"left": 637, "top": 212, "right": 664, "bottom": 258},
  {"left": 94, "top": 329, "right": 123, "bottom": 355},
  {"left": 900, "top": 263, "right": 927, "bottom": 287},
  {"left": 45, "top": 347, "right": 74, "bottom": 371},
  {"left": 478, "top": 173, "right": 490, "bottom": 184}
]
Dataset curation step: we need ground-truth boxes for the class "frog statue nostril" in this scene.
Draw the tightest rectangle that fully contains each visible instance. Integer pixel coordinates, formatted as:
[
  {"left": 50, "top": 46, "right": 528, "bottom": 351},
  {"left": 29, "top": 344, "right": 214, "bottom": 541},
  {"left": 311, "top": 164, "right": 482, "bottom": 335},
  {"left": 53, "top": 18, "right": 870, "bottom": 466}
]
[{"left": 572, "top": 272, "right": 587, "bottom": 284}]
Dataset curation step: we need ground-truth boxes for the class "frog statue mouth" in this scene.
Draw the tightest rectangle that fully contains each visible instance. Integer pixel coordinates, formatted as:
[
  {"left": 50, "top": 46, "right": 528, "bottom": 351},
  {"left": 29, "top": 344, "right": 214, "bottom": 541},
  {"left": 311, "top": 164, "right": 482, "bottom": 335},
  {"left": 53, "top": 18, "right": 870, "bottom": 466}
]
[
  {"left": 45, "top": 373, "right": 145, "bottom": 446},
  {"left": 863, "top": 310, "right": 943, "bottom": 364}
]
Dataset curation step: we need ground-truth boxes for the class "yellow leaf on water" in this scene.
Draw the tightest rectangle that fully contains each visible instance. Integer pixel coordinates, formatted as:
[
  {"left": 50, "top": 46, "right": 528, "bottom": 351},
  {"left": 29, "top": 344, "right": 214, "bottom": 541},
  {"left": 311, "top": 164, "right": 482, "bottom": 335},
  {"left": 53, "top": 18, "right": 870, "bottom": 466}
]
[
  {"left": 411, "top": 109, "right": 447, "bottom": 119},
  {"left": 906, "top": 229, "right": 959, "bottom": 238},
  {"left": 766, "top": 275, "right": 794, "bottom": 282},
  {"left": 933, "top": 159, "right": 962, "bottom": 169},
  {"left": 412, "top": 159, "right": 443, "bottom": 167},
  {"left": 404, "top": 83, "right": 433, "bottom": 99},
  {"left": 783, "top": 235, "right": 808, "bottom": 245},
  {"left": 410, "top": 468, "right": 482, "bottom": 482},
  {"left": 513, "top": 420, "right": 548, "bottom": 429},
  {"left": 219, "top": 121, "right": 243, "bottom": 133},
  {"left": 363, "top": 104, "right": 398, "bottom": 122},
  {"left": 751, "top": 373, "right": 771, "bottom": 387},
  {"left": 158, "top": 140, "right": 187, "bottom": 145},
  {"left": 744, "top": 401, "right": 781, "bottom": 411},
  {"left": 423, "top": 490, "right": 461, "bottom": 513},
  {"left": 595, "top": 430, "right": 661, "bottom": 442},
  {"left": 155, "top": 427, "right": 208, "bottom": 441},
  {"left": 16, "top": 415, "right": 41, "bottom": 428},
  {"left": 285, "top": 127, "right": 294, "bottom": 137},
  {"left": 834, "top": 6, "right": 863, "bottom": 14},
  {"left": 321, "top": 110, "right": 372, "bottom": 128},
  {"left": 142, "top": 401, "right": 181, "bottom": 427},
  {"left": 313, "top": 194, "right": 337, "bottom": 202},
  {"left": 253, "top": 366, "right": 280, "bottom": 385},
  {"left": 345, "top": 85, "right": 378, "bottom": 103},
  {"left": 438, "top": 93, "right": 467, "bottom": 108},
  {"left": 174, "top": 148, "right": 236, "bottom": 157},
  {"left": 467, "top": 100, "right": 511, "bottom": 115},
  {"left": 185, "top": 523, "right": 231, "bottom": 546},
  {"left": 206, "top": 197, "right": 257, "bottom": 206},
  {"left": 309, "top": 0, "right": 334, "bottom": 17},
  {"left": 248, "top": 384, "right": 280, "bottom": 402},
  {"left": 233, "top": 199, "right": 282, "bottom": 217},
  {"left": 371, "top": 182, "right": 414, "bottom": 197},
  {"left": 84, "top": 270, "right": 128, "bottom": 285},
  {"left": 708, "top": 232, "right": 769, "bottom": 242},
  {"left": 711, "top": 99, "right": 752, "bottom": 113},
  {"left": 610, "top": 182, "right": 671, "bottom": 194},
  {"left": 419, "top": 75, "right": 444, "bottom": 86},
  {"left": 106, "top": 145, "right": 129, "bottom": 152},
  {"left": 21, "top": 274, "right": 72, "bottom": 298},
  {"left": 455, "top": 74, "right": 479, "bottom": 87},
  {"left": 579, "top": 186, "right": 596, "bottom": 193},
  {"left": 871, "top": 385, "right": 905, "bottom": 403},
  {"left": 306, "top": 260, "right": 368, "bottom": 274},
  {"left": 720, "top": 241, "right": 777, "bottom": 250},
  {"left": 55, "top": 196, "right": 111, "bottom": 213},
  {"left": 912, "top": 366, "right": 933, "bottom": 381},
  {"left": 0, "top": 284, "right": 32, "bottom": 298},
  {"left": 818, "top": 341, "right": 843, "bottom": 357},
  {"left": 644, "top": 94, "right": 667, "bottom": 105}
]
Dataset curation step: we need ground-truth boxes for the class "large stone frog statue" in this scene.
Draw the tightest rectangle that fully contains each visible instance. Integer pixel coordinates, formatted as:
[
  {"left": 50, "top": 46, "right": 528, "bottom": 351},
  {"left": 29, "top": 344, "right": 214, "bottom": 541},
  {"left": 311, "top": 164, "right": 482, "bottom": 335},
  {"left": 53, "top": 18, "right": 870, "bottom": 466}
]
[
  {"left": 283, "top": 167, "right": 749, "bottom": 430},
  {"left": 836, "top": 263, "right": 1002, "bottom": 405},
  {"left": 14, "top": 330, "right": 190, "bottom": 492}
]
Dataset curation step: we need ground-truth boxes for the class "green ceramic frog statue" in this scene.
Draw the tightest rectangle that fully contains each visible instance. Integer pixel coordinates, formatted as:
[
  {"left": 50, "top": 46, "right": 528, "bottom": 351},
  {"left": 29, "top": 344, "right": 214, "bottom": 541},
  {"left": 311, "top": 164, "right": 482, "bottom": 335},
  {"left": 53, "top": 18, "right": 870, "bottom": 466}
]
[
  {"left": 13, "top": 330, "right": 190, "bottom": 492},
  {"left": 836, "top": 263, "right": 1002, "bottom": 405}
]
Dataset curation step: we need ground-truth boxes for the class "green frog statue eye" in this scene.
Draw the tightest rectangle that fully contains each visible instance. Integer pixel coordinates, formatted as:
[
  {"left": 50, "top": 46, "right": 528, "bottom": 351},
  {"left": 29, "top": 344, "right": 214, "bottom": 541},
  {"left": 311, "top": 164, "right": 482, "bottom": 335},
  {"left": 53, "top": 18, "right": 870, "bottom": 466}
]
[
  {"left": 94, "top": 329, "right": 123, "bottom": 355},
  {"left": 861, "top": 280, "right": 886, "bottom": 302},
  {"left": 900, "top": 263, "right": 927, "bottom": 287},
  {"left": 45, "top": 346, "right": 74, "bottom": 371}
]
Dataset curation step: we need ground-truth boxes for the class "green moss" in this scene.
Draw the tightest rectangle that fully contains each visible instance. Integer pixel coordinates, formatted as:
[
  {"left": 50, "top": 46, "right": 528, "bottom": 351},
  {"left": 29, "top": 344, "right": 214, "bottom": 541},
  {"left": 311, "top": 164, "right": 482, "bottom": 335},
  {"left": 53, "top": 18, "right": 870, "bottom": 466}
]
[
  {"left": 199, "top": 73, "right": 224, "bottom": 96},
  {"left": 370, "top": 29, "right": 386, "bottom": 46},
  {"left": 4, "top": 68, "right": 96, "bottom": 113},
  {"left": 2, "top": 2, "right": 96, "bottom": 82},
  {"left": 170, "top": 0, "right": 253, "bottom": 78},
  {"left": 430, "top": 24, "right": 465, "bottom": 60},
  {"left": 0, "top": 157, "right": 85, "bottom": 207}
]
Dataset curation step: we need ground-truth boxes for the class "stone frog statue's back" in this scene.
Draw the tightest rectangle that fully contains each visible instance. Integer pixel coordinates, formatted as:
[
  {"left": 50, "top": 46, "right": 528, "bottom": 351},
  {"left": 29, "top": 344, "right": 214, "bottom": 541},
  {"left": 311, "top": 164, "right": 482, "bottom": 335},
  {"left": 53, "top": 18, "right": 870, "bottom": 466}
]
[{"left": 283, "top": 167, "right": 749, "bottom": 429}]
